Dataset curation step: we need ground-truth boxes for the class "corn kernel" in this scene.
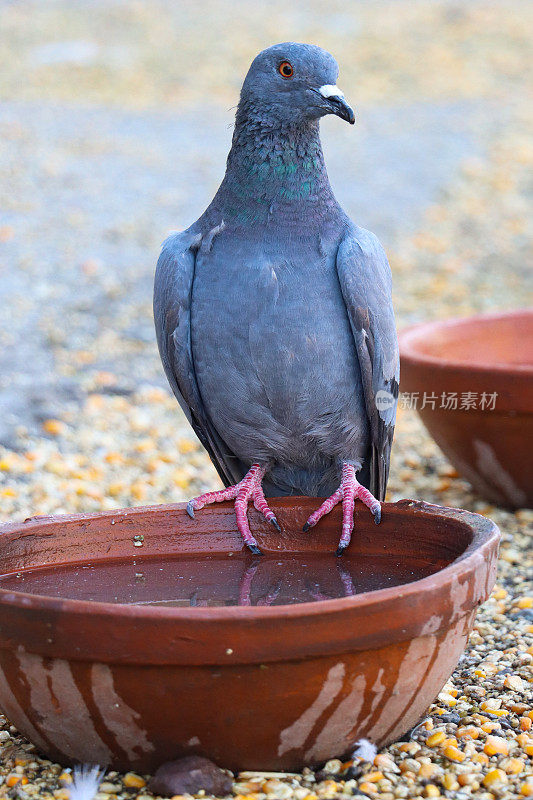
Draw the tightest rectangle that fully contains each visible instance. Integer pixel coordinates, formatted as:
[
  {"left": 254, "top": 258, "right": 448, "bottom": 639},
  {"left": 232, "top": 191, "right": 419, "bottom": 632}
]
[
  {"left": 427, "top": 731, "right": 446, "bottom": 747},
  {"left": 418, "top": 763, "right": 438, "bottom": 779},
  {"left": 398, "top": 742, "right": 420, "bottom": 753},
  {"left": 493, "top": 587, "right": 507, "bottom": 600},
  {"left": 123, "top": 773, "right": 146, "bottom": 789},
  {"left": 517, "top": 733, "right": 533, "bottom": 750},
  {"left": 358, "top": 782, "right": 378, "bottom": 794},
  {"left": 424, "top": 785, "right": 440, "bottom": 798},
  {"left": 131, "top": 482, "right": 146, "bottom": 500},
  {"left": 521, "top": 717, "right": 532, "bottom": 731},
  {"left": 443, "top": 745, "right": 465, "bottom": 762},
  {"left": 481, "top": 699, "right": 502, "bottom": 711},
  {"left": 59, "top": 772, "right": 72, "bottom": 785},
  {"left": 442, "top": 774, "right": 459, "bottom": 791},
  {"left": 505, "top": 674, "right": 525, "bottom": 691},
  {"left": 504, "top": 758, "right": 525, "bottom": 774},
  {"left": 43, "top": 419, "right": 65, "bottom": 435},
  {"left": 178, "top": 438, "right": 197, "bottom": 454},
  {"left": 6, "top": 775, "right": 27, "bottom": 787},
  {"left": 517, "top": 597, "right": 532, "bottom": 609},
  {"left": 364, "top": 772, "right": 383, "bottom": 783},
  {"left": 482, "top": 769, "right": 507, "bottom": 788},
  {"left": 442, "top": 737, "right": 458, "bottom": 748},
  {"left": 481, "top": 721, "right": 499, "bottom": 733},
  {"left": 439, "top": 693, "right": 457, "bottom": 706},
  {"left": 374, "top": 754, "right": 398, "bottom": 772},
  {"left": 484, "top": 735, "right": 509, "bottom": 756},
  {"left": 104, "top": 451, "right": 124, "bottom": 464},
  {"left": 472, "top": 752, "right": 489, "bottom": 765},
  {"left": 474, "top": 669, "right": 486, "bottom": 678},
  {"left": 315, "top": 780, "right": 338, "bottom": 797},
  {"left": 456, "top": 726, "right": 479, "bottom": 740},
  {"left": 521, "top": 780, "right": 533, "bottom": 796}
]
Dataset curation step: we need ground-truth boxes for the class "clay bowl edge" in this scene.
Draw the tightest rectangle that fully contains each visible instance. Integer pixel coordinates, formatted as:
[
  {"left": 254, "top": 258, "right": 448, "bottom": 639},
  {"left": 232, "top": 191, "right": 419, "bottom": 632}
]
[
  {"left": 399, "top": 308, "right": 533, "bottom": 413},
  {"left": 0, "top": 499, "right": 500, "bottom": 667}
]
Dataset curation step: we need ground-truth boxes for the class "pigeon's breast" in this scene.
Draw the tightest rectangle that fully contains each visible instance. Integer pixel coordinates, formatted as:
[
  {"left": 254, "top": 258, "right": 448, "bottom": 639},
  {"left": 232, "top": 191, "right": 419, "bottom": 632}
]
[{"left": 190, "top": 225, "right": 366, "bottom": 462}]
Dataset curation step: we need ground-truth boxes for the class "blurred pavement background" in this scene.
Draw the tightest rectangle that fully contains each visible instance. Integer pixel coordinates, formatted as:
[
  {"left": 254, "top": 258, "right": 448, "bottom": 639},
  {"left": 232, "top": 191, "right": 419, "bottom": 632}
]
[{"left": 0, "top": 0, "right": 531, "bottom": 516}]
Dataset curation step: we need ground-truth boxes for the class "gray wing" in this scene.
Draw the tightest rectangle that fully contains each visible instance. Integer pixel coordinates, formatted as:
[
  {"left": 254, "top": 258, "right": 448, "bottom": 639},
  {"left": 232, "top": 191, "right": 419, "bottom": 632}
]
[
  {"left": 336, "top": 226, "right": 399, "bottom": 500},
  {"left": 153, "top": 230, "right": 245, "bottom": 487}
]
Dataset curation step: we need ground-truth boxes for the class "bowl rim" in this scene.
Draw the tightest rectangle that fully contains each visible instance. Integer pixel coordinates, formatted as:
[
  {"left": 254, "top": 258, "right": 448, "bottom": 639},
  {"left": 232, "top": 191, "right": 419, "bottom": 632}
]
[
  {"left": 399, "top": 308, "right": 533, "bottom": 378},
  {"left": 0, "top": 499, "right": 499, "bottom": 623}
]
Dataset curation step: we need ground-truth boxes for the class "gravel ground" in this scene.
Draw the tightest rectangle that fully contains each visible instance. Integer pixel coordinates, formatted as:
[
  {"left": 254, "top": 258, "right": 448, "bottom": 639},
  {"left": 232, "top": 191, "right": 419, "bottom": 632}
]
[{"left": 0, "top": 1, "right": 532, "bottom": 799}]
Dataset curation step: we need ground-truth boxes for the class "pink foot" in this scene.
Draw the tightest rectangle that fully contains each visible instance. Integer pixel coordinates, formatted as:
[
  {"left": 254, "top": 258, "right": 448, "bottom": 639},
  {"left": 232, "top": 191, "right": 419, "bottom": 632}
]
[
  {"left": 303, "top": 463, "right": 381, "bottom": 556},
  {"left": 187, "top": 464, "right": 280, "bottom": 554}
]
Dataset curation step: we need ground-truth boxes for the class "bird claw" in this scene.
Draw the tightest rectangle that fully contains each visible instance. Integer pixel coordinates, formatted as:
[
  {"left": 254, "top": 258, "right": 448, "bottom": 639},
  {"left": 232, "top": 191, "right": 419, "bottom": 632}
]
[
  {"left": 302, "top": 521, "right": 311, "bottom": 532},
  {"left": 186, "top": 465, "right": 275, "bottom": 553},
  {"left": 304, "top": 464, "right": 381, "bottom": 554}
]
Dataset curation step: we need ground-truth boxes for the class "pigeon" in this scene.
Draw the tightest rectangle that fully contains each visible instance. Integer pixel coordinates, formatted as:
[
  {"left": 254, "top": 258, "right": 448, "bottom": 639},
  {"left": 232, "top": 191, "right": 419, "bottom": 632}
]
[{"left": 154, "top": 42, "right": 399, "bottom": 555}]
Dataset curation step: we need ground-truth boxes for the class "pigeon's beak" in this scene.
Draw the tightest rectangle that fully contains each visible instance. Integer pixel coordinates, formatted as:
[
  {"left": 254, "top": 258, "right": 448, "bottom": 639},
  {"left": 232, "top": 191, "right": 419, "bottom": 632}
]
[{"left": 318, "top": 84, "right": 355, "bottom": 125}]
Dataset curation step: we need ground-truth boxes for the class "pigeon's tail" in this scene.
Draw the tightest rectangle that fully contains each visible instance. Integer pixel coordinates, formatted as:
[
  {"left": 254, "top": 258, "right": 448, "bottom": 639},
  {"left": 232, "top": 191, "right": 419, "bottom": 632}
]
[{"left": 367, "top": 423, "right": 394, "bottom": 502}]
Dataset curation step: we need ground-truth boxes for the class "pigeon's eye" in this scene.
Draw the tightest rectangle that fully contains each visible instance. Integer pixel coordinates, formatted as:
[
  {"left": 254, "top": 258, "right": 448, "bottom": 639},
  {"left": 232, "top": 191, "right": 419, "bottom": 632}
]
[{"left": 278, "top": 61, "right": 294, "bottom": 79}]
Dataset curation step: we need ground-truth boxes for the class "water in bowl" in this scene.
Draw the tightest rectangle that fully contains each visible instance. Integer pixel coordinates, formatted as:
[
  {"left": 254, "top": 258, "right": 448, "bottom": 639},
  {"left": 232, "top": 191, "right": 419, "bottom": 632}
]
[{"left": 0, "top": 552, "right": 440, "bottom": 606}]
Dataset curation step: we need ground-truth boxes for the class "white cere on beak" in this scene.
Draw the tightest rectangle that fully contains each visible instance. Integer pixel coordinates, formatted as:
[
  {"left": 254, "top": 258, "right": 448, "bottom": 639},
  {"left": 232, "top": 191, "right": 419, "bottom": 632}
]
[{"left": 319, "top": 84, "right": 345, "bottom": 99}]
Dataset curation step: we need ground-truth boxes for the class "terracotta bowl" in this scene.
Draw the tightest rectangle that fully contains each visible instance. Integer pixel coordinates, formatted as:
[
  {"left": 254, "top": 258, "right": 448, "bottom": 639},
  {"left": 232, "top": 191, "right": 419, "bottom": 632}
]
[
  {"left": 0, "top": 499, "right": 498, "bottom": 772},
  {"left": 399, "top": 309, "right": 533, "bottom": 509}
]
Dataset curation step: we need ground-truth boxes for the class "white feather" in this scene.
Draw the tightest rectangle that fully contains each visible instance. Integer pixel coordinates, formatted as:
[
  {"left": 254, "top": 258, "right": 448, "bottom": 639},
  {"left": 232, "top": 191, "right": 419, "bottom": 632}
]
[
  {"left": 352, "top": 738, "right": 378, "bottom": 762},
  {"left": 319, "top": 84, "right": 344, "bottom": 99},
  {"left": 69, "top": 765, "right": 104, "bottom": 800}
]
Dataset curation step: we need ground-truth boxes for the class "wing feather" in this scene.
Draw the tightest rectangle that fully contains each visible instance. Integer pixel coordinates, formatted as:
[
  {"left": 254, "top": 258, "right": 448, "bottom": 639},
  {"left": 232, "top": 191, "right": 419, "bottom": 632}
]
[
  {"left": 153, "top": 231, "right": 245, "bottom": 487},
  {"left": 336, "top": 226, "right": 399, "bottom": 499}
]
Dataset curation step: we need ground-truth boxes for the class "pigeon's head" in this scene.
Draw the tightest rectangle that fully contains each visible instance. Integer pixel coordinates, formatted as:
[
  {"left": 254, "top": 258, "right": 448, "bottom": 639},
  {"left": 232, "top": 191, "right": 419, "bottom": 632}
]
[{"left": 239, "top": 42, "right": 355, "bottom": 128}]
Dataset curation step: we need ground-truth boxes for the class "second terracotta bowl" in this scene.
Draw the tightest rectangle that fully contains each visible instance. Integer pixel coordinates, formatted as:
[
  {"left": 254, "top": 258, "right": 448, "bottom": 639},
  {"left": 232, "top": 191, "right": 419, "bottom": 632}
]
[
  {"left": 0, "top": 499, "right": 498, "bottom": 772},
  {"left": 399, "top": 309, "right": 533, "bottom": 509}
]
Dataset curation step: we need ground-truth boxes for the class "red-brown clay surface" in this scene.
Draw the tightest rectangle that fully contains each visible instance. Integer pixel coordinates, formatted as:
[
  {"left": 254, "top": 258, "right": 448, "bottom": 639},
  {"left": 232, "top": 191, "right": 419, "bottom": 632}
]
[
  {"left": 399, "top": 309, "right": 533, "bottom": 509},
  {"left": 0, "top": 499, "right": 499, "bottom": 772}
]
